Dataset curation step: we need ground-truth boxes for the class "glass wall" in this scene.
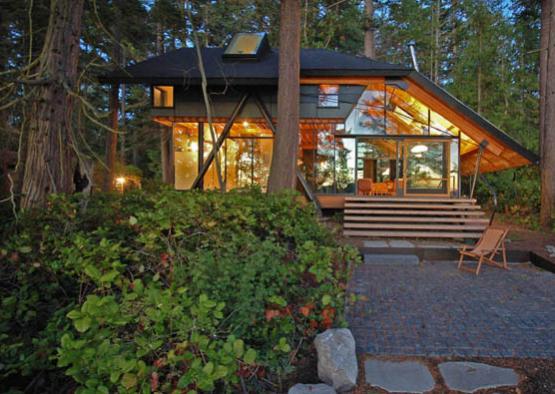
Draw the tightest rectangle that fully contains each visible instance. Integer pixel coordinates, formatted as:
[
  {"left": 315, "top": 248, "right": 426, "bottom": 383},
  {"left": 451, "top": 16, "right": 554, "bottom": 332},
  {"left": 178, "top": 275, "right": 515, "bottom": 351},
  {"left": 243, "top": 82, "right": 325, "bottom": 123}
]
[
  {"left": 173, "top": 123, "right": 199, "bottom": 190},
  {"left": 344, "top": 82, "right": 464, "bottom": 139},
  {"left": 405, "top": 140, "right": 448, "bottom": 194},
  {"left": 199, "top": 122, "right": 273, "bottom": 191},
  {"left": 172, "top": 81, "right": 467, "bottom": 197},
  {"left": 356, "top": 139, "right": 399, "bottom": 195},
  {"left": 298, "top": 122, "right": 355, "bottom": 193},
  {"left": 298, "top": 132, "right": 459, "bottom": 196},
  {"left": 335, "top": 138, "right": 356, "bottom": 193}
]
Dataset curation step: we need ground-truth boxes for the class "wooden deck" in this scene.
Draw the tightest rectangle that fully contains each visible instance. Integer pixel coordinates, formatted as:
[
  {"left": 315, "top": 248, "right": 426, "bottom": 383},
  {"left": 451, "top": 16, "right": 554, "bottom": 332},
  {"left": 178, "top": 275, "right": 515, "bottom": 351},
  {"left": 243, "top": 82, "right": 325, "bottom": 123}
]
[{"left": 336, "top": 196, "right": 488, "bottom": 240}]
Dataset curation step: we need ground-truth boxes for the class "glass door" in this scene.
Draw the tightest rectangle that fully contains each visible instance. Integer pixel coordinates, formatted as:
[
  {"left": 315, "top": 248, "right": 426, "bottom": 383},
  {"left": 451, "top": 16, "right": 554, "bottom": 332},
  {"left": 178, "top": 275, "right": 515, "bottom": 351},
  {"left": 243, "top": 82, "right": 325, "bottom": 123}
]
[
  {"left": 356, "top": 138, "right": 398, "bottom": 196},
  {"left": 404, "top": 140, "right": 449, "bottom": 195}
]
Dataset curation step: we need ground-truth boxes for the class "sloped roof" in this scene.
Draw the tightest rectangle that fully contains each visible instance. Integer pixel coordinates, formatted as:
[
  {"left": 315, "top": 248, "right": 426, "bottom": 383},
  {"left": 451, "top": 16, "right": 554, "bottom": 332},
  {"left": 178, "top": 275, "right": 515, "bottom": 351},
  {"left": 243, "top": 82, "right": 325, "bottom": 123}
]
[
  {"left": 406, "top": 72, "right": 539, "bottom": 169},
  {"left": 99, "top": 47, "right": 412, "bottom": 85}
]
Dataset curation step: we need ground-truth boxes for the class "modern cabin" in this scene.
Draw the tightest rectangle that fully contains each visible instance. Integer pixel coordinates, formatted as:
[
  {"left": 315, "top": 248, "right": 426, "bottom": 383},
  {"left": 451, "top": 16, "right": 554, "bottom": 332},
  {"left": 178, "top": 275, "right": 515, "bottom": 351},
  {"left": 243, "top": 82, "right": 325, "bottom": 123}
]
[{"left": 100, "top": 33, "right": 538, "bottom": 239}]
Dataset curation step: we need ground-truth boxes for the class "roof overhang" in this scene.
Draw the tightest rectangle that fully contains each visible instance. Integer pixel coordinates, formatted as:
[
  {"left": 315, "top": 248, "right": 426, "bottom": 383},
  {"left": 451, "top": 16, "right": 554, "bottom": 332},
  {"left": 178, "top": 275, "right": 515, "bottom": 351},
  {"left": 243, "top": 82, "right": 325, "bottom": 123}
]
[{"left": 405, "top": 71, "right": 539, "bottom": 173}]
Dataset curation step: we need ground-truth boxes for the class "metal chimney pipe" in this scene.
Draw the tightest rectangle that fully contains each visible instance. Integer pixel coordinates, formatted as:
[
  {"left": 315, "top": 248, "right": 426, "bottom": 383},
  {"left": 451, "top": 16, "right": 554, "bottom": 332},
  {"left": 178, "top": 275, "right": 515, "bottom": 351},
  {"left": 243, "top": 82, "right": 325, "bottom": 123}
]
[{"left": 408, "top": 41, "right": 419, "bottom": 72}]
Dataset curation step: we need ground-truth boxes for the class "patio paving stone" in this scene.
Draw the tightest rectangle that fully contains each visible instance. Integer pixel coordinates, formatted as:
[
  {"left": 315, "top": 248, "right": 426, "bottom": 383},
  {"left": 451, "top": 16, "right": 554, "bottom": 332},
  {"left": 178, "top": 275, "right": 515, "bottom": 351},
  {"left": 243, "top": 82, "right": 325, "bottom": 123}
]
[
  {"left": 388, "top": 240, "right": 415, "bottom": 248},
  {"left": 438, "top": 361, "right": 519, "bottom": 392},
  {"left": 363, "top": 240, "right": 389, "bottom": 248},
  {"left": 346, "top": 261, "right": 555, "bottom": 358},
  {"left": 364, "top": 359, "right": 435, "bottom": 393}
]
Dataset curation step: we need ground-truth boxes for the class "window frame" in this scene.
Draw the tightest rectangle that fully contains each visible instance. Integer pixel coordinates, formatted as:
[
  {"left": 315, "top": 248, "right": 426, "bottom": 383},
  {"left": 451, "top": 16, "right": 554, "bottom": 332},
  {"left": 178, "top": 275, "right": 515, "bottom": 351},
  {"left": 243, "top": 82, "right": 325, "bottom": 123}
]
[
  {"left": 317, "top": 84, "right": 340, "bottom": 108},
  {"left": 151, "top": 85, "right": 175, "bottom": 109}
]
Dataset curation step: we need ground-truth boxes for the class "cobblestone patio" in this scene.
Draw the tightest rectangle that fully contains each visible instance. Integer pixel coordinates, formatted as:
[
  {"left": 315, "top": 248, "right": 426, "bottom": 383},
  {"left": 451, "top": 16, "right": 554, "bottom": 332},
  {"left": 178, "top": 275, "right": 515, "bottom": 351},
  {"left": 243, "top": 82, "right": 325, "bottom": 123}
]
[{"left": 347, "top": 261, "right": 555, "bottom": 358}]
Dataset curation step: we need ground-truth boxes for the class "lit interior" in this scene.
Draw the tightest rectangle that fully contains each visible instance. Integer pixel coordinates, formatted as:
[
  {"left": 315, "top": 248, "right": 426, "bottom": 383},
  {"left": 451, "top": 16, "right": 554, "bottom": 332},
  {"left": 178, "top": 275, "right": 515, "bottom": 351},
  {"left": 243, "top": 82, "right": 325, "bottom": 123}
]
[{"left": 153, "top": 86, "right": 174, "bottom": 108}]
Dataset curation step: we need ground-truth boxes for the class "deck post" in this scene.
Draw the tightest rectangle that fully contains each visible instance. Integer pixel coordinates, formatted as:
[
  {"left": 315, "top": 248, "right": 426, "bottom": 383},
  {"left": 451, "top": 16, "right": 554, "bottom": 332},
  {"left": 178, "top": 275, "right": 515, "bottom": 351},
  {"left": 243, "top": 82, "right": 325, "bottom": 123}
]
[{"left": 470, "top": 140, "right": 488, "bottom": 198}]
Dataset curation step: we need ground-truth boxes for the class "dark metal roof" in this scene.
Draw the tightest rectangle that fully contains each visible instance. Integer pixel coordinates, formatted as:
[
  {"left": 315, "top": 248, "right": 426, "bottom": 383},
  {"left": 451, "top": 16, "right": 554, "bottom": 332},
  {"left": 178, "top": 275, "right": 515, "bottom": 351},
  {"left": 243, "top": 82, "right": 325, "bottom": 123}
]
[{"left": 98, "top": 47, "right": 412, "bottom": 85}]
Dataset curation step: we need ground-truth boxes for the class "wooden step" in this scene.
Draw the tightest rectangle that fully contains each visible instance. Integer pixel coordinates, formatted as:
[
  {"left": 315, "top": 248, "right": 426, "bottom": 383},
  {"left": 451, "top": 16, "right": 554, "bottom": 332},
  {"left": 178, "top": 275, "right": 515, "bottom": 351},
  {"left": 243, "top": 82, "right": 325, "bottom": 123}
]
[
  {"left": 345, "top": 197, "right": 476, "bottom": 204},
  {"left": 344, "top": 209, "right": 485, "bottom": 216},
  {"left": 344, "top": 203, "right": 482, "bottom": 210},
  {"left": 343, "top": 216, "right": 490, "bottom": 223},
  {"left": 343, "top": 230, "right": 482, "bottom": 239},
  {"left": 344, "top": 223, "right": 487, "bottom": 231}
]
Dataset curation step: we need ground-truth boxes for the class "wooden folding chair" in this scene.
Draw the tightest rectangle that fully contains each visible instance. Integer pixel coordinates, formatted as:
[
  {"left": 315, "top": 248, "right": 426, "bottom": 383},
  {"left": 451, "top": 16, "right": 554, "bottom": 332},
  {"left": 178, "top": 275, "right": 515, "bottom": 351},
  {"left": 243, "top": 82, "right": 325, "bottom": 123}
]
[{"left": 458, "top": 226, "right": 510, "bottom": 275}]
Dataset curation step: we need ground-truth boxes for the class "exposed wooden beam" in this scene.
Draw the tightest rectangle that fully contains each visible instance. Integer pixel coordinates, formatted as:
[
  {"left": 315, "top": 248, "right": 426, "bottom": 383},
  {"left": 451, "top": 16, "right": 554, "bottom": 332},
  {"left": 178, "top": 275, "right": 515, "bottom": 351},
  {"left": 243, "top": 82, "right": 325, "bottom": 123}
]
[
  {"left": 300, "top": 76, "right": 385, "bottom": 85},
  {"left": 404, "top": 77, "right": 505, "bottom": 156},
  {"left": 191, "top": 93, "right": 250, "bottom": 189}
]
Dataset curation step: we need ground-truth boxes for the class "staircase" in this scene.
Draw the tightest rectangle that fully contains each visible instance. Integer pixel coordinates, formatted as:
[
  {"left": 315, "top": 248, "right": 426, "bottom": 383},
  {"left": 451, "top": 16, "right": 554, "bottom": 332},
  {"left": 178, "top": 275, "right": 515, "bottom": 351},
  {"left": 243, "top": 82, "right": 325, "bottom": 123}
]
[{"left": 343, "top": 196, "right": 489, "bottom": 239}]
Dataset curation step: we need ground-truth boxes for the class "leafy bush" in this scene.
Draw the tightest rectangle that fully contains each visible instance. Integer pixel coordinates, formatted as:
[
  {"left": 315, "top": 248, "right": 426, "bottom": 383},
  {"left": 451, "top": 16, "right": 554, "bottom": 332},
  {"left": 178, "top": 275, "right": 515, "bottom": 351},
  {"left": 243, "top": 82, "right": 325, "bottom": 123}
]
[{"left": 0, "top": 189, "right": 359, "bottom": 393}]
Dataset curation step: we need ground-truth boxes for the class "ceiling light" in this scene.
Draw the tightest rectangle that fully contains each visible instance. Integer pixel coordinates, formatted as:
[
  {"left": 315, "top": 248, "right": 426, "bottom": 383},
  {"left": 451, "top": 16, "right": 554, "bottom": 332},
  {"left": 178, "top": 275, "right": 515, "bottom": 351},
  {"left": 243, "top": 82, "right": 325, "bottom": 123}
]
[{"left": 411, "top": 144, "right": 428, "bottom": 154}]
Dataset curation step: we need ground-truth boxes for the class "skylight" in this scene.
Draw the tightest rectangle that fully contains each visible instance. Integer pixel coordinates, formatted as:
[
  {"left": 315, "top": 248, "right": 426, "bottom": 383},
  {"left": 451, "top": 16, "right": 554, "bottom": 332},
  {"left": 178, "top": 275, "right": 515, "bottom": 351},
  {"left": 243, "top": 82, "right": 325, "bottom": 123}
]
[{"left": 223, "top": 32, "right": 269, "bottom": 60}]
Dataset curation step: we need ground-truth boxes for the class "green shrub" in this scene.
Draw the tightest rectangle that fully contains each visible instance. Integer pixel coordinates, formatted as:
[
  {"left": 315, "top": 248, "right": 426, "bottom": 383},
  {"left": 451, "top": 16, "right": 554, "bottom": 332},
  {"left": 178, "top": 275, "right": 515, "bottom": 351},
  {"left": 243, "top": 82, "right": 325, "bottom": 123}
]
[{"left": 0, "top": 189, "right": 359, "bottom": 393}]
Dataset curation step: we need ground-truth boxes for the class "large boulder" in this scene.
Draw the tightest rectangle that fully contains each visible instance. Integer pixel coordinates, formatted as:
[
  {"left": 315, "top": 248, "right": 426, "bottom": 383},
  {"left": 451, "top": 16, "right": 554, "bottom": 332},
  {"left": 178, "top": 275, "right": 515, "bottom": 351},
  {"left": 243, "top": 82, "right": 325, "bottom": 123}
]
[
  {"left": 314, "top": 328, "right": 358, "bottom": 392},
  {"left": 288, "top": 383, "right": 337, "bottom": 394}
]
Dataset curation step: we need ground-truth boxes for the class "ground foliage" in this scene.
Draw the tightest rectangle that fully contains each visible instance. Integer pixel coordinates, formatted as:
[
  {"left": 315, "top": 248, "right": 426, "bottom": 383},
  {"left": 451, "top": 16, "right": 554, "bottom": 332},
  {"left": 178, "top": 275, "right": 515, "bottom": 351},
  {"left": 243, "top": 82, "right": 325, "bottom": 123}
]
[{"left": 0, "top": 189, "right": 359, "bottom": 393}]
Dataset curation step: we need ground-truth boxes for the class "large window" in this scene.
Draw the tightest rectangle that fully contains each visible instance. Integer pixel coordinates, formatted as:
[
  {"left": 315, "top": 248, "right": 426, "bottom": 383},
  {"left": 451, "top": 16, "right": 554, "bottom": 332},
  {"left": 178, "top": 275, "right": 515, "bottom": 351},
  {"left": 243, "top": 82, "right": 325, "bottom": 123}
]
[
  {"left": 344, "top": 83, "right": 386, "bottom": 134},
  {"left": 344, "top": 82, "right": 464, "bottom": 139},
  {"left": 298, "top": 122, "right": 355, "bottom": 193},
  {"left": 153, "top": 86, "right": 174, "bottom": 108},
  {"left": 405, "top": 140, "right": 449, "bottom": 194},
  {"left": 173, "top": 123, "right": 199, "bottom": 190},
  {"left": 318, "top": 84, "right": 339, "bottom": 108},
  {"left": 201, "top": 122, "right": 273, "bottom": 191}
]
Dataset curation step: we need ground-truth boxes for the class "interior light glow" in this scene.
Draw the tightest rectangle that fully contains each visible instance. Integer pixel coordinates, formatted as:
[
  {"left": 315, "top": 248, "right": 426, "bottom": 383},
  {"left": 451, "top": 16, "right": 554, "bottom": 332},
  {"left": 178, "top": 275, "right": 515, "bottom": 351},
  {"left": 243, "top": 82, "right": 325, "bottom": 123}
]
[
  {"left": 115, "top": 176, "right": 126, "bottom": 185},
  {"left": 243, "top": 121, "right": 249, "bottom": 128},
  {"left": 411, "top": 144, "right": 429, "bottom": 154}
]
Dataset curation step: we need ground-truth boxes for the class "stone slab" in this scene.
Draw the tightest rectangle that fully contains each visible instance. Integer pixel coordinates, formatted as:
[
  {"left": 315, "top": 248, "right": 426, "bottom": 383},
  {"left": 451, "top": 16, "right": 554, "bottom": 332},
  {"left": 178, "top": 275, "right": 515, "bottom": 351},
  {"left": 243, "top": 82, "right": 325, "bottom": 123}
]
[
  {"left": 363, "top": 240, "right": 389, "bottom": 248},
  {"left": 363, "top": 254, "right": 419, "bottom": 265},
  {"left": 364, "top": 360, "right": 435, "bottom": 393},
  {"left": 288, "top": 383, "right": 337, "bottom": 394},
  {"left": 438, "top": 362, "right": 519, "bottom": 393},
  {"left": 388, "top": 240, "right": 415, "bottom": 248}
]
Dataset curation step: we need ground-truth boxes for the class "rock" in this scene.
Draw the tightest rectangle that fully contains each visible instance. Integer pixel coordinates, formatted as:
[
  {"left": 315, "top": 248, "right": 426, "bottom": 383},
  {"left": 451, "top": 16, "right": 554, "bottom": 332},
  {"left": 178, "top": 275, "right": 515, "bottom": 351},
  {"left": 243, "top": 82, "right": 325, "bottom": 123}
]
[
  {"left": 364, "top": 359, "right": 435, "bottom": 393},
  {"left": 314, "top": 328, "right": 358, "bottom": 392},
  {"left": 438, "top": 362, "right": 519, "bottom": 393},
  {"left": 288, "top": 383, "right": 337, "bottom": 394}
]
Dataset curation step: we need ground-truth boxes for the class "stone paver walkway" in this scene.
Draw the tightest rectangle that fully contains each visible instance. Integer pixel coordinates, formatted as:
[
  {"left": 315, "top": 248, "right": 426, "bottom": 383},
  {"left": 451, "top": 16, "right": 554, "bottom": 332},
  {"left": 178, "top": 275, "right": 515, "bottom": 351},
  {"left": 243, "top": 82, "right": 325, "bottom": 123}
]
[
  {"left": 438, "top": 361, "right": 519, "bottom": 392},
  {"left": 364, "top": 360, "right": 435, "bottom": 393},
  {"left": 347, "top": 261, "right": 555, "bottom": 358}
]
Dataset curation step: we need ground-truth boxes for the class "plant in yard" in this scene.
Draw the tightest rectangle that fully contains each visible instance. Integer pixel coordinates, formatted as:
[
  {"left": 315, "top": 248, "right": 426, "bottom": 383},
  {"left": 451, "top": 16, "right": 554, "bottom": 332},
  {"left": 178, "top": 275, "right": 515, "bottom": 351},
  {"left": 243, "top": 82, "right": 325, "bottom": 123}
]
[{"left": 0, "top": 189, "right": 359, "bottom": 392}]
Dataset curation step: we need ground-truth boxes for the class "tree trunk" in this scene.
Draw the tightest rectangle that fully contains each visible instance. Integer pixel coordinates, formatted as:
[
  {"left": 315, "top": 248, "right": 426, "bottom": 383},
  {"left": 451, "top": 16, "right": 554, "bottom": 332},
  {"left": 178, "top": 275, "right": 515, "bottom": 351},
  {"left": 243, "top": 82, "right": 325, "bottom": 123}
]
[
  {"left": 120, "top": 82, "right": 126, "bottom": 164},
  {"left": 155, "top": 21, "right": 173, "bottom": 185},
  {"left": 268, "top": 0, "right": 301, "bottom": 193},
  {"left": 540, "top": 0, "right": 555, "bottom": 227},
  {"left": 103, "top": 83, "right": 119, "bottom": 191},
  {"left": 477, "top": 24, "right": 483, "bottom": 114},
  {"left": 364, "top": 0, "right": 375, "bottom": 58},
  {"left": 103, "top": 7, "right": 123, "bottom": 191},
  {"left": 20, "top": 0, "right": 85, "bottom": 209},
  {"left": 161, "top": 127, "right": 173, "bottom": 183},
  {"left": 434, "top": 0, "right": 440, "bottom": 83}
]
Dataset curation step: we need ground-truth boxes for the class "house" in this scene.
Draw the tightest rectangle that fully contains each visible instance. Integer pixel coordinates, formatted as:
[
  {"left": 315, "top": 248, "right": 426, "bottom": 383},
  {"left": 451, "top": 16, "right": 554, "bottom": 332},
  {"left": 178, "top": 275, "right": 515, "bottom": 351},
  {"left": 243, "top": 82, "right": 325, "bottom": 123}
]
[{"left": 100, "top": 33, "right": 538, "bottom": 239}]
